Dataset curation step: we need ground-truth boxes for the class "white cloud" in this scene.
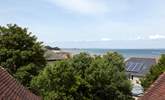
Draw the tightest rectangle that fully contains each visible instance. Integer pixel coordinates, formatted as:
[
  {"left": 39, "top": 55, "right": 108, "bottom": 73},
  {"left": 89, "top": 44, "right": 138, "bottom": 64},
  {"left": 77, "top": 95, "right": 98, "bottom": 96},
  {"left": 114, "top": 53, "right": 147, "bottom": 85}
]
[
  {"left": 100, "top": 38, "right": 112, "bottom": 41},
  {"left": 133, "top": 36, "right": 144, "bottom": 40},
  {"left": 45, "top": 0, "right": 108, "bottom": 14},
  {"left": 137, "top": 36, "right": 143, "bottom": 40},
  {"left": 149, "top": 34, "right": 165, "bottom": 40}
]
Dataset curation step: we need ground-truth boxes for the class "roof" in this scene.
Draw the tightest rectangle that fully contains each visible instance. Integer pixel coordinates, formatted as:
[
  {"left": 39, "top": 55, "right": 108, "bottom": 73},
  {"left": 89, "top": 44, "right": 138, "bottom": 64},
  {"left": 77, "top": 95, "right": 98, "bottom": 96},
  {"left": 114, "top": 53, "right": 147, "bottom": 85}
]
[
  {"left": 139, "top": 73, "right": 165, "bottom": 100},
  {"left": 0, "top": 67, "right": 41, "bottom": 100},
  {"left": 125, "top": 57, "right": 156, "bottom": 77},
  {"left": 45, "top": 50, "right": 70, "bottom": 61}
]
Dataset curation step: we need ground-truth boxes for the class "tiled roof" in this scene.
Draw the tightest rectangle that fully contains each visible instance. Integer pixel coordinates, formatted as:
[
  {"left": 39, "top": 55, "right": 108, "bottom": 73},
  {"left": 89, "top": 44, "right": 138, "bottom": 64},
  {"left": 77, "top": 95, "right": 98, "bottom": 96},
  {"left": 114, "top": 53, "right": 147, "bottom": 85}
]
[
  {"left": 125, "top": 57, "right": 156, "bottom": 77},
  {"left": 0, "top": 66, "right": 41, "bottom": 100},
  {"left": 45, "top": 50, "right": 70, "bottom": 61},
  {"left": 139, "top": 73, "right": 165, "bottom": 100}
]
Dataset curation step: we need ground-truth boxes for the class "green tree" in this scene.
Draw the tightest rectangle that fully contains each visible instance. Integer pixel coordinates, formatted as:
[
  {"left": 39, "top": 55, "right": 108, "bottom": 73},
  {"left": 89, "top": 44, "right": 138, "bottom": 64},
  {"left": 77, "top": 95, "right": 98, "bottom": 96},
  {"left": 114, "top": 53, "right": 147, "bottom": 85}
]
[
  {"left": 86, "top": 52, "right": 132, "bottom": 100},
  {"left": 0, "top": 24, "right": 46, "bottom": 87},
  {"left": 31, "top": 52, "right": 133, "bottom": 100}
]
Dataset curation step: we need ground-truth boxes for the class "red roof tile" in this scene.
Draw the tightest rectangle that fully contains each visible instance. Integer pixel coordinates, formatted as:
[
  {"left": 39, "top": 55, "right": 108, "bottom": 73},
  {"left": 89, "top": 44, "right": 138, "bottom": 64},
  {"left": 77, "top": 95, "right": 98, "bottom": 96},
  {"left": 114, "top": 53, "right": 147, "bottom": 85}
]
[
  {"left": 139, "top": 73, "right": 165, "bottom": 100},
  {"left": 0, "top": 66, "right": 41, "bottom": 100}
]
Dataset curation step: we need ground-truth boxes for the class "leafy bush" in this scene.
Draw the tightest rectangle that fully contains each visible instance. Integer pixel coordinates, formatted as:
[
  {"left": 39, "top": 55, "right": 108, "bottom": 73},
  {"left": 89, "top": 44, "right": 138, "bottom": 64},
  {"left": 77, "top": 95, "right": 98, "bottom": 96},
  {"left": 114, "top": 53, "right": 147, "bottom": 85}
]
[
  {"left": 31, "top": 52, "right": 133, "bottom": 100},
  {"left": 0, "top": 24, "right": 46, "bottom": 87}
]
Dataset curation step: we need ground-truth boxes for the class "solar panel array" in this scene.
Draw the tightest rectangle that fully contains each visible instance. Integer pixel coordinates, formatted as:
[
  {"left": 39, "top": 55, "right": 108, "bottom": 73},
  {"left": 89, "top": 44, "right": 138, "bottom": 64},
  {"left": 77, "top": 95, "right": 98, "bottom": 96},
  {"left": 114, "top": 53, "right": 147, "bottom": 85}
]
[{"left": 126, "top": 62, "right": 144, "bottom": 73}]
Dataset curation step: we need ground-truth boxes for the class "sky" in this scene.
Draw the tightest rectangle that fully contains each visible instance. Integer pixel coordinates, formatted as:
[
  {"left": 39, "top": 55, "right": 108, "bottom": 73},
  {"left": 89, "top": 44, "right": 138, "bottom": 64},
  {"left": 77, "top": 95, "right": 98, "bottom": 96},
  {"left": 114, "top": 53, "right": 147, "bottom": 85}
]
[{"left": 0, "top": 0, "right": 165, "bottom": 48}]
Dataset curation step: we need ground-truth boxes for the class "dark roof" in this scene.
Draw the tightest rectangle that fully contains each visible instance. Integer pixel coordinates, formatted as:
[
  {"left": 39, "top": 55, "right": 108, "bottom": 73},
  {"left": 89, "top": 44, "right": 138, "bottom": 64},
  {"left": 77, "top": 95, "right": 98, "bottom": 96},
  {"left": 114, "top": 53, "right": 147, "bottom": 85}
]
[
  {"left": 0, "top": 67, "right": 41, "bottom": 100},
  {"left": 139, "top": 73, "right": 165, "bottom": 100},
  {"left": 125, "top": 57, "right": 156, "bottom": 77},
  {"left": 45, "top": 50, "right": 70, "bottom": 61}
]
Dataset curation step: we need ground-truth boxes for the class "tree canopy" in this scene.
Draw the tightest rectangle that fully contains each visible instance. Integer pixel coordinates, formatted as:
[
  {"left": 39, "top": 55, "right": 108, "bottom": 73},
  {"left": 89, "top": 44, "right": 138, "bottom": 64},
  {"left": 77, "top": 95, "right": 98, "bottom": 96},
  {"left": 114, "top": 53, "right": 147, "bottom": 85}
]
[
  {"left": 0, "top": 24, "right": 46, "bottom": 87},
  {"left": 31, "top": 52, "right": 133, "bottom": 100},
  {"left": 45, "top": 45, "right": 60, "bottom": 50}
]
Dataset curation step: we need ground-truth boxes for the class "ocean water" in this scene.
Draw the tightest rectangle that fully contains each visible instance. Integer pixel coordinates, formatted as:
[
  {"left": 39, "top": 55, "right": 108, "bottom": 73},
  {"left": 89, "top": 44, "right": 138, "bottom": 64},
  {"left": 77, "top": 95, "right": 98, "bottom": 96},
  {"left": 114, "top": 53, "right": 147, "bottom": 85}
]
[{"left": 63, "top": 48, "right": 165, "bottom": 58}]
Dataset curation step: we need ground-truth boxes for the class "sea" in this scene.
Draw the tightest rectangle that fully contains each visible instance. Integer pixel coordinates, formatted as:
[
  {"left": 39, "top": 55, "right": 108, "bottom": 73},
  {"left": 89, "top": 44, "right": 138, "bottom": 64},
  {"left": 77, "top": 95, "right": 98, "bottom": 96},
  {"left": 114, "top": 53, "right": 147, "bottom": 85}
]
[{"left": 62, "top": 48, "right": 165, "bottom": 58}]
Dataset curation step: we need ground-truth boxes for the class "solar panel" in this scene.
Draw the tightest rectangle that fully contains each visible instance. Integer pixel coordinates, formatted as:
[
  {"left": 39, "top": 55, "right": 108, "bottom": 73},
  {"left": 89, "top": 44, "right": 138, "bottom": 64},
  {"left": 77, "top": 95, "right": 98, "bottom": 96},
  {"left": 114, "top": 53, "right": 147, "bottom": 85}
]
[
  {"left": 126, "top": 62, "right": 133, "bottom": 71},
  {"left": 127, "top": 63, "right": 132, "bottom": 71},
  {"left": 129, "top": 63, "right": 136, "bottom": 71},
  {"left": 133, "top": 63, "right": 140, "bottom": 72},
  {"left": 127, "top": 63, "right": 135, "bottom": 71},
  {"left": 131, "top": 63, "right": 138, "bottom": 72},
  {"left": 126, "top": 62, "right": 144, "bottom": 73},
  {"left": 134, "top": 63, "right": 144, "bottom": 72},
  {"left": 126, "top": 62, "right": 132, "bottom": 68}
]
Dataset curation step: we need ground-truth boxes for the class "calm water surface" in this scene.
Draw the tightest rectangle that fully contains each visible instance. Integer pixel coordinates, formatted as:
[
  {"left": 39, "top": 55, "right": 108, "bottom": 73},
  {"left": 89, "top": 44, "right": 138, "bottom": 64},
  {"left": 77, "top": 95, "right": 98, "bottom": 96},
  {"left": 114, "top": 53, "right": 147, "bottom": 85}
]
[{"left": 63, "top": 48, "right": 165, "bottom": 58}]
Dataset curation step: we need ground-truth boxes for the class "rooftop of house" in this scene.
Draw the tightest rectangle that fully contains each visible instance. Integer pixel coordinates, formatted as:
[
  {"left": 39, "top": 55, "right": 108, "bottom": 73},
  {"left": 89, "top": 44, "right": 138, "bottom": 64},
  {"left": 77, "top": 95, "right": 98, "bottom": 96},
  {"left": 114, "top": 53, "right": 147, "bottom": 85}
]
[
  {"left": 0, "top": 66, "right": 41, "bottom": 100},
  {"left": 139, "top": 72, "right": 165, "bottom": 100},
  {"left": 125, "top": 57, "right": 156, "bottom": 77},
  {"left": 44, "top": 50, "right": 70, "bottom": 61}
]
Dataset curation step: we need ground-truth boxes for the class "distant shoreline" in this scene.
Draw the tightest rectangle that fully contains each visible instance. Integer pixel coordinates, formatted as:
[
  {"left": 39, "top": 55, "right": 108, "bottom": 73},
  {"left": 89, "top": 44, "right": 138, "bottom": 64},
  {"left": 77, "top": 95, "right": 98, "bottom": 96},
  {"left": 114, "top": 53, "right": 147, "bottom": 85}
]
[
  {"left": 62, "top": 48, "right": 165, "bottom": 50},
  {"left": 61, "top": 48, "right": 165, "bottom": 58}
]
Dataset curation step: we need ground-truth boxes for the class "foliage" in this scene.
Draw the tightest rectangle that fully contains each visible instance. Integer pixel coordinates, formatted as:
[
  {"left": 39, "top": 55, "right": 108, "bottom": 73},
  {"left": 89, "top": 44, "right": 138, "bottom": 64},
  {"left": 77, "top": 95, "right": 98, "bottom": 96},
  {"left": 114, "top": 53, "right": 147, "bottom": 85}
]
[
  {"left": 141, "top": 54, "right": 165, "bottom": 89},
  {"left": 14, "top": 63, "right": 43, "bottom": 87},
  {"left": 0, "top": 24, "right": 46, "bottom": 87},
  {"left": 31, "top": 52, "right": 133, "bottom": 100},
  {"left": 45, "top": 45, "right": 60, "bottom": 50}
]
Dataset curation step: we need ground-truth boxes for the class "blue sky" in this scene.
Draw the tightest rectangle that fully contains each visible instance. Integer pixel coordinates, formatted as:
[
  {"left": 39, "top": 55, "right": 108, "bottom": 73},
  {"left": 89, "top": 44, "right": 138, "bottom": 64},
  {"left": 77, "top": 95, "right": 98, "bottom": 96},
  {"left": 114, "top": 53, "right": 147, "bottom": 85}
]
[{"left": 1, "top": 0, "right": 165, "bottom": 48}]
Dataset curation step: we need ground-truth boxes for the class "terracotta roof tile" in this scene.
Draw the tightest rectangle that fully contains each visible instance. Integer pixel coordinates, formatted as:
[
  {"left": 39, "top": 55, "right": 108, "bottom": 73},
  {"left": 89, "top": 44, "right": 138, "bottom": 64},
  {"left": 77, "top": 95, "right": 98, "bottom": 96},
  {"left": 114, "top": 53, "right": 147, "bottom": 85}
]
[
  {"left": 0, "top": 66, "right": 41, "bottom": 100},
  {"left": 139, "top": 73, "right": 165, "bottom": 100}
]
